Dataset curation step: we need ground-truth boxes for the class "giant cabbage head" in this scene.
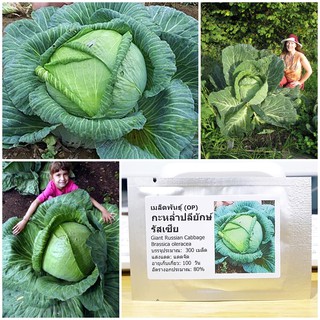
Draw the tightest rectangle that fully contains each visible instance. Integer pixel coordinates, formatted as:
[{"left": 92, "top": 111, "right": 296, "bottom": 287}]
[
  {"left": 208, "top": 44, "right": 299, "bottom": 138},
  {"left": 2, "top": 189, "right": 119, "bottom": 317},
  {"left": 3, "top": 2, "right": 198, "bottom": 159},
  {"left": 215, "top": 201, "right": 276, "bottom": 273}
]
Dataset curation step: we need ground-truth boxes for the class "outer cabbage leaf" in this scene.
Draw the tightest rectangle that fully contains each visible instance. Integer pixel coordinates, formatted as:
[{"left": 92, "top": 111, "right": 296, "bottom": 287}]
[
  {"left": 92, "top": 272, "right": 119, "bottom": 318},
  {"left": 222, "top": 104, "right": 255, "bottom": 137},
  {"left": 87, "top": 204, "right": 119, "bottom": 272},
  {"left": 147, "top": 5, "right": 198, "bottom": 42},
  {"left": 208, "top": 61, "right": 227, "bottom": 91},
  {"left": 2, "top": 85, "right": 59, "bottom": 147},
  {"left": 147, "top": 6, "right": 198, "bottom": 108},
  {"left": 209, "top": 87, "right": 242, "bottom": 120},
  {"left": 162, "top": 32, "right": 198, "bottom": 109},
  {"left": 243, "top": 239, "right": 275, "bottom": 273},
  {"left": 2, "top": 6, "right": 58, "bottom": 66},
  {"left": 3, "top": 23, "right": 72, "bottom": 114},
  {"left": 86, "top": 203, "right": 119, "bottom": 315},
  {"left": 97, "top": 139, "right": 156, "bottom": 159},
  {"left": 253, "top": 94, "right": 297, "bottom": 128},
  {"left": 49, "top": 2, "right": 161, "bottom": 34},
  {"left": 260, "top": 54, "right": 285, "bottom": 91},
  {"left": 35, "top": 268, "right": 100, "bottom": 301},
  {"left": 2, "top": 287, "right": 84, "bottom": 318},
  {"left": 129, "top": 79, "right": 197, "bottom": 159},
  {"left": 3, "top": 218, "right": 40, "bottom": 287},
  {"left": 31, "top": 190, "right": 94, "bottom": 228},
  {"left": 97, "top": 80, "right": 197, "bottom": 158},
  {"left": 180, "top": 134, "right": 199, "bottom": 159},
  {"left": 209, "top": 87, "right": 254, "bottom": 137}
]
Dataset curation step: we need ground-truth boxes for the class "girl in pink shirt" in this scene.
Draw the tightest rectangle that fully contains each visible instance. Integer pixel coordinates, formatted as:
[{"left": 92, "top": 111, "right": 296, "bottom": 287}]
[{"left": 12, "top": 162, "right": 113, "bottom": 235}]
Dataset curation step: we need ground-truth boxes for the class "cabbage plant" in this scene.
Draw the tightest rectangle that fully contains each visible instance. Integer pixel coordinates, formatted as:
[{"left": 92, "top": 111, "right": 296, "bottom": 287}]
[
  {"left": 3, "top": 2, "right": 198, "bottom": 159},
  {"left": 2, "top": 161, "right": 43, "bottom": 195},
  {"left": 2, "top": 189, "right": 119, "bottom": 317},
  {"left": 208, "top": 44, "right": 299, "bottom": 138},
  {"left": 215, "top": 201, "right": 275, "bottom": 273}
]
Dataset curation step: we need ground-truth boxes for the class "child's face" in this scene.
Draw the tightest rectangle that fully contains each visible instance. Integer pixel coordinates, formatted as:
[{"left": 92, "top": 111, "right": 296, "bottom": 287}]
[{"left": 51, "top": 169, "right": 70, "bottom": 190}]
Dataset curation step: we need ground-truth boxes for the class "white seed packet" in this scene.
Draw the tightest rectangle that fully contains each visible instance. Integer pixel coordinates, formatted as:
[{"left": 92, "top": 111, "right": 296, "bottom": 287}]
[{"left": 128, "top": 176, "right": 312, "bottom": 301}]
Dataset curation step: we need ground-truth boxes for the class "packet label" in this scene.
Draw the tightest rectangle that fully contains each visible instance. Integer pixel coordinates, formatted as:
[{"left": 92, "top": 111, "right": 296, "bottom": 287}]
[{"left": 145, "top": 195, "right": 280, "bottom": 279}]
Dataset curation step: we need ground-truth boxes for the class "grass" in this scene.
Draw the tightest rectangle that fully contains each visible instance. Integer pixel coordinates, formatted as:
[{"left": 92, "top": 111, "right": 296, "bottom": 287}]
[{"left": 201, "top": 116, "right": 316, "bottom": 159}]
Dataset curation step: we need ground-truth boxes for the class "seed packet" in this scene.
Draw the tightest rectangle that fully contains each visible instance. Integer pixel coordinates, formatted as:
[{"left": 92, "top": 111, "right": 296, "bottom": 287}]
[{"left": 128, "top": 176, "right": 312, "bottom": 301}]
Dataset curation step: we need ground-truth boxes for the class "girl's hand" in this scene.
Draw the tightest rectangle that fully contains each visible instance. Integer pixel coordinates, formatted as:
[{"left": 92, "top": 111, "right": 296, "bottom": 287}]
[
  {"left": 12, "top": 219, "right": 27, "bottom": 235},
  {"left": 101, "top": 208, "right": 114, "bottom": 223},
  {"left": 290, "top": 81, "right": 301, "bottom": 87}
]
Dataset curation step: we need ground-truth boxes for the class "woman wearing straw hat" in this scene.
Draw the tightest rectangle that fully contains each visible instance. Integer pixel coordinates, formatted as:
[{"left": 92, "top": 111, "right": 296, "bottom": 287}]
[{"left": 279, "top": 34, "right": 312, "bottom": 89}]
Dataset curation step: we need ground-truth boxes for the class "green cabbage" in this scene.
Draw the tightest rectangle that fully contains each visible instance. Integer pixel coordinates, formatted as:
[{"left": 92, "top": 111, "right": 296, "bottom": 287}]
[
  {"left": 2, "top": 189, "right": 119, "bottom": 317},
  {"left": 208, "top": 44, "right": 299, "bottom": 138},
  {"left": 42, "top": 222, "right": 95, "bottom": 282},
  {"left": 219, "top": 215, "right": 263, "bottom": 254},
  {"left": 215, "top": 201, "right": 275, "bottom": 273},
  {"left": 3, "top": 3, "right": 198, "bottom": 159}
]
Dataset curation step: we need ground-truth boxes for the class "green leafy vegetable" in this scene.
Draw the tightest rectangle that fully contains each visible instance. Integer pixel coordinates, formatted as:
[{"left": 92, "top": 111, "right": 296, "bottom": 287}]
[
  {"left": 3, "top": 2, "right": 198, "bottom": 159},
  {"left": 208, "top": 44, "right": 299, "bottom": 138},
  {"left": 41, "top": 222, "right": 95, "bottom": 282},
  {"left": 215, "top": 201, "right": 275, "bottom": 273},
  {"left": 2, "top": 162, "right": 42, "bottom": 195},
  {"left": 2, "top": 189, "right": 119, "bottom": 317},
  {"left": 218, "top": 215, "right": 263, "bottom": 254}
]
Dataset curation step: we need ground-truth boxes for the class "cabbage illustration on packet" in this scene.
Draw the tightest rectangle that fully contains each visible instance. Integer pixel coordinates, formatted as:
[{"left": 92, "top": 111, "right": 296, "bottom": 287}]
[{"left": 214, "top": 201, "right": 276, "bottom": 273}]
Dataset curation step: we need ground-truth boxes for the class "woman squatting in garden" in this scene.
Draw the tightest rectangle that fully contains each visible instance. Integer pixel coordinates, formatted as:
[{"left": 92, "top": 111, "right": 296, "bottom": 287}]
[{"left": 279, "top": 33, "right": 312, "bottom": 89}]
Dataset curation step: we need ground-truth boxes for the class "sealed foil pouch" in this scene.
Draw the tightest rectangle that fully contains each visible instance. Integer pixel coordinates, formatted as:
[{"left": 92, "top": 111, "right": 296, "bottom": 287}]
[{"left": 128, "top": 177, "right": 312, "bottom": 301}]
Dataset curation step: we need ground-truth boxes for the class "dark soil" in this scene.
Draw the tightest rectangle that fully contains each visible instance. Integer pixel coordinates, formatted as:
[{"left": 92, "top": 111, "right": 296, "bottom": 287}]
[
  {"left": 2, "top": 162, "right": 119, "bottom": 222},
  {"left": 3, "top": 144, "right": 99, "bottom": 160},
  {"left": 216, "top": 261, "right": 246, "bottom": 274}
]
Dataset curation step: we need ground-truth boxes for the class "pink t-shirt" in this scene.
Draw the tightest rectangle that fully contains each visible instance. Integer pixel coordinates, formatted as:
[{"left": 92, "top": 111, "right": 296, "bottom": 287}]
[{"left": 37, "top": 180, "right": 79, "bottom": 203}]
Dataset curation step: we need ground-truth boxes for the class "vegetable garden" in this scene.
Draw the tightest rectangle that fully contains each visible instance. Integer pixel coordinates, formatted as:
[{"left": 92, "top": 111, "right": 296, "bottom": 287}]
[
  {"left": 2, "top": 2, "right": 198, "bottom": 159},
  {"left": 2, "top": 162, "right": 119, "bottom": 317},
  {"left": 202, "top": 2, "right": 318, "bottom": 159}
]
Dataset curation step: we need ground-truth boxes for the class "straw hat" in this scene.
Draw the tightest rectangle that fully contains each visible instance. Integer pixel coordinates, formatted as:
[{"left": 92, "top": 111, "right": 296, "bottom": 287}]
[{"left": 281, "top": 34, "right": 302, "bottom": 48}]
